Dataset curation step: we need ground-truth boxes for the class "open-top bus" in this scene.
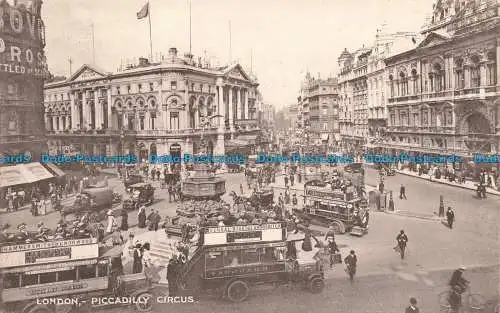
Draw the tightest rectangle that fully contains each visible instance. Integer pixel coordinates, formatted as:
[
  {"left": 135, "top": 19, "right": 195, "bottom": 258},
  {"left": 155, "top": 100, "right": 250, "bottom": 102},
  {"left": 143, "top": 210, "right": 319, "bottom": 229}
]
[
  {"left": 0, "top": 237, "right": 154, "bottom": 313},
  {"left": 174, "top": 222, "right": 325, "bottom": 302}
]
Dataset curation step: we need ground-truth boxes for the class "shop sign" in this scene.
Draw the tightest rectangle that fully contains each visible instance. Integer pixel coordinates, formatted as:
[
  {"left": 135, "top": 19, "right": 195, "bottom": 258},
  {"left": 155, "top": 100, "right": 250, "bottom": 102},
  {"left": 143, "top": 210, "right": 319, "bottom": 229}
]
[
  {"left": 206, "top": 223, "right": 282, "bottom": 234},
  {"left": 205, "top": 263, "right": 285, "bottom": 278}
]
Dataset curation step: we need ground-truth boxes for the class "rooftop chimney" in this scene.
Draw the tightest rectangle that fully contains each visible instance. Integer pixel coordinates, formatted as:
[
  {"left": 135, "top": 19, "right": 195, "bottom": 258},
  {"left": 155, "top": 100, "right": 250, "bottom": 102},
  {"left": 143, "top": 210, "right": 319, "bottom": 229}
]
[
  {"left": 168, "top": 47, "right": 178, "bottom": 58},
  {"left": 138, "top": 57, "right": 149, "bottom": 67}
]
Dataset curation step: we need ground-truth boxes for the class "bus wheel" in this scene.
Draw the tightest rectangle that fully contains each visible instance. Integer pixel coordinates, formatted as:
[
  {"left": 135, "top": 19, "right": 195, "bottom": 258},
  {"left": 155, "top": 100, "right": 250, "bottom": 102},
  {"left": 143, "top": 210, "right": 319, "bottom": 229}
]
[
  {"left": 134, "top": 292, "right": 154, "bottom": 312},
  {"left": 308, "top": 277, "right": 325, "bottom": 294},
  {"left": 331, "top": 220, "right": 345, "bottom": 234},
  {"left": 226, "top": 280, "right": 250, "bottom": 302}
]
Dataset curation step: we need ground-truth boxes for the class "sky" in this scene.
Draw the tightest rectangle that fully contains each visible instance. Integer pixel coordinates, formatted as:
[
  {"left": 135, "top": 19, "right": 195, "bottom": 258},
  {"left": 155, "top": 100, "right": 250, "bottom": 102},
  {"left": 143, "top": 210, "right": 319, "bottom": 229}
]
[{"left": 42, "top": 0, "right": 436, "bottom": 109}]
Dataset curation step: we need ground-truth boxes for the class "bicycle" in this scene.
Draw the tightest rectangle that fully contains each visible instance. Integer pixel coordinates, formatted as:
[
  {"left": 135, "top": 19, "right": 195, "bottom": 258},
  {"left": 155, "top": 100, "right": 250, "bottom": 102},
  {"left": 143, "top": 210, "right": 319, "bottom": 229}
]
[{"left": 438, "top": 286, "right": 485, "bottom": 313}]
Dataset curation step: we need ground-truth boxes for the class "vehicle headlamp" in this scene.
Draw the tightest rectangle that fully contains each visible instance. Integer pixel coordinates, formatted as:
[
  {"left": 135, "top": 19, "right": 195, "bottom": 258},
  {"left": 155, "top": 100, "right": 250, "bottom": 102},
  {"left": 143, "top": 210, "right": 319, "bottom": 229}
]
[{"left": 347, "top": 204, "right": 353, "bottom": 209}]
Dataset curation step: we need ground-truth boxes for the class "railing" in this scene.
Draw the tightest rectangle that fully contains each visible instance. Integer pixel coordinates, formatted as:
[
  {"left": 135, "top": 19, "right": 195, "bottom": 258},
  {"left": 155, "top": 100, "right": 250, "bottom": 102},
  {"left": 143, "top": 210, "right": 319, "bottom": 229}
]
[{"left": 0, "top": 135, "right": 45, "bottom": 144}]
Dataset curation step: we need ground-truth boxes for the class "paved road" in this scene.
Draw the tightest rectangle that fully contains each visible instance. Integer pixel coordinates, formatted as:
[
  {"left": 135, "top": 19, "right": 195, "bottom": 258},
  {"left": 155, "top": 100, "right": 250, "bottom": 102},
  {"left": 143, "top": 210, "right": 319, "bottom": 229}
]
[
  {"left": 102, "top": 264, "right": 499, "bottom": 313},
  {"left": 3, "top": 168, "right": 499, "bottom": 313}
]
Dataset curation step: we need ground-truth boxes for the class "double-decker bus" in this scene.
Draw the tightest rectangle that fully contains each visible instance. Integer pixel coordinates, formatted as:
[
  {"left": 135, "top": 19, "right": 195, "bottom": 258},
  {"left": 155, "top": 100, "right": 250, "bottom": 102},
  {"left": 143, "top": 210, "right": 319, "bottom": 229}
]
[
  {"left": 175, "top": 222, "right": 325, "bottom": 302},
  {"left": 0, "top": 237, "right": 153, "bottom": 313}
]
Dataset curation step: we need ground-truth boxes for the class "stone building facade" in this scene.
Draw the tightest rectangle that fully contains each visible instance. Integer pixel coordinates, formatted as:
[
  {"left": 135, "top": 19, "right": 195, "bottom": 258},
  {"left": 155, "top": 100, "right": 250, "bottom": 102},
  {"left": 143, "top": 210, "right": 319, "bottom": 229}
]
[
  {"left": 0, "top": 0, "right": 48, "bottom": 161},
  {"left": 300, "top": 74, "right": 339, "bottom": 145},
  {"left": 366, "top": 29, "right": 417, "bottom": 152},
  {"left": 44, "top": 48, "right": 261, "bottom": 160},
  {"left": 337, "top": 47, "right": 371, "bottom": 152},
  {"left": 382, "top": 0, "right": 499, "bottom": 159}
]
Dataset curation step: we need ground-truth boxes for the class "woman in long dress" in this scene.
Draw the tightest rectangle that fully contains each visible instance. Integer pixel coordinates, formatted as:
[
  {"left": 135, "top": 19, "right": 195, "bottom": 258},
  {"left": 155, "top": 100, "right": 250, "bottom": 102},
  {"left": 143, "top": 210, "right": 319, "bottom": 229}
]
[
  {"left": 138, "top": 206, "right": 146, "bottom": 228},
  {"left": 132, "top": 243, "right": 143, "bottom": 274}
]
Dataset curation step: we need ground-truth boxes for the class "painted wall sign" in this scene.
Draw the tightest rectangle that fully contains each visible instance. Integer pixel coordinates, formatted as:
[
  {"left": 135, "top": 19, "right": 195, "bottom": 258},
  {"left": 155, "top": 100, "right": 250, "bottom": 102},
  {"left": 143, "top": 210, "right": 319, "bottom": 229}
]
[
  {"left": 0, "top": 241, "right": 98, "bottom": 268},
  {"left": 204, "top": 224, "right": 284, "bottom": 246},
  {"left": 1, "top": 277, "right": 108, "bottom": 302},
  {"left": 25, "top": 247, "right": 71, "bottom": 264},
  {"left": 206, "top": 223, "right": 282, "bottom": 234},
  {"left": 1, "top": 238, "right": 97, "bottom": 253},
  {"left": 205, "top": 263, "right": 285, "bottom": 279},
  {"left": 305, "top": 188, "right": 345, "bottom": 201}
]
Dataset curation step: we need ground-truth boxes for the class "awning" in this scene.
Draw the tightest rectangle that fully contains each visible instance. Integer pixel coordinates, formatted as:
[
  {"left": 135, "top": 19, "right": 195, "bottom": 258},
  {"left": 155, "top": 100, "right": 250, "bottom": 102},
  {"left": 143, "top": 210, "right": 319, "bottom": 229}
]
[
  {"left": 0, "top": 162, "right": 54, "bottom": 188},
  {"left": 43, "top": 162, "right": 66, "bottom": 177},
  {"left": 321, "top": 133, "right": 329, "bottom": 141},
  {"left": 237, "top": 134, "right": 258, "bottom": 145},
  {"left": 226, "top": 139, "right": 250, "bottom": 148}
]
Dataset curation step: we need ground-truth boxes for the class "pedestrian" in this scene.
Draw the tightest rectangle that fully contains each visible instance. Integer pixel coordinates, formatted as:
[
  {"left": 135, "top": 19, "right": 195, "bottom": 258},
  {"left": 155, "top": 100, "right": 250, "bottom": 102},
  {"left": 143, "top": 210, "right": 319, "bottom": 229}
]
[
  {"left": 379, "top": 180, "right": 385, "bottom": 194},
  {"left": 167, "top": 257, "right": 178, "bottom": 296},
  {"left": 106, "top": 210, "right": 116, "bottom": 234},
  {"left": 142, "top": 242, "right": 152, "bottom": 274},
  {"left": 132, "top": 242, "right": 143, "bottom": 274},
  {"left": 153, "top": 210, "right": 161, "bottom": 231},
  {"left": 138, "top": 206, "right": 146, "bottom": 228},
  {"left": 284, "top": 175, "right": 289, "bottom": 188},
  {"left": 396, "top": 230, "right": 408, "bottom": 259},
  {"left": 446, "top": 207, "right": 455, "bottom": 229},
  {"left": 439, "top": 195, "right": 445, "bottom": 217},
  {"left": 156, "top": 169, "right": 161, "bottom": 181},
  {"left": 120, "top": 210, "right": 128, "bottom": 231},
  {"left": 151, "top": 169, "right": 156, "bottom": 181},
  {"left": 327, "top": 237, "right": 340, "bottom": 268},
  {"left": 400, "top": 184, "right": 407, "bottom": 199},
  {"left": 290, "top": 174, "right": 294, "bottom": 186},
  {"left": 405, "top": 297, "right": 419, "bottom": 313},
  {"left": 344, "top": 250, "right": 357, "bottom": 282},
  {"left": 240, "top": 183, "right": 244, "bottom": 195}
]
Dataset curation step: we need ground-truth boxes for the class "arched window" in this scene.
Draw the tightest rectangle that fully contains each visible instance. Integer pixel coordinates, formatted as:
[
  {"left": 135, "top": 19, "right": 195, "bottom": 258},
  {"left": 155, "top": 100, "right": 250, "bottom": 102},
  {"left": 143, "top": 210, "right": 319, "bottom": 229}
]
[
  {"left": 399, "top": 72, "right": 408, "bottom": 96},
  {"left": 470, "top": 55, "right": 481, "bottom": 88},
  {"left": 454, "top": 58, "right": 465, "bottom": 89},
  {"left": 389, "top": 75, "right": 394, "bottom": 98},
  {"left": 432, "top": 63, "right": 444, "bottom": 92},
  {"left": 411, "top": 69, "right": 418, "bottom": 94},
  {"left": 486, "top": 51, "right": 497, "bottom": 86}
]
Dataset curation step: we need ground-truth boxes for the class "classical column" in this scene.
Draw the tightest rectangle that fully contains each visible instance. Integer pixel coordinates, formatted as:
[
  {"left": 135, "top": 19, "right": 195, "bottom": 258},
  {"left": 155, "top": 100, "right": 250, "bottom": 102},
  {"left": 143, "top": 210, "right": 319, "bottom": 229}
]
[
  {"left": 82, "top": 91, "right": 88, "bottom": 129},
  {"left": 236, "top": 88, "right": 241, "bottom": 121},
  {"left": 52, "top": 116, "right": 58, "bottom": 131},
  {"left": 182, "top": 80, "right": 189, "bottom": 130},
  {"left": 228, "top": 87, "right": 234, "bottom": 129},
  {"left": 107, "top": 87, "right": 112, "bottom": 129},
  {"left": 144, "top": 112, "right": 150, "bottom": 130},
  {"left": 59, "top": 115, "right": 64, "bottom": 130},
  {"left": 217, "top": 84, "right": 225, "bottom": 129},
  {"left": 66, "top": 116, "right": 70, "bottom": 130},
  {"left": 94, "top": 90, "right": 101, "bottom": 129},
  {"left": 44, "top": 112, "right": 50, "bottom": 130},
  {"left": 244, "top": 89, "right": 249, "bottom": 120},
  {"left": 70, "top": 93, "right": 77, "bottom": 129},
  {"left": 123, "top": 114, "right": 128, "bottom": 129},
  {"left": 480, "top": 63, "right": 487, "bottom": 86},
  {"left": 464, "top": 65, "right": 471, "bottom": 89}
]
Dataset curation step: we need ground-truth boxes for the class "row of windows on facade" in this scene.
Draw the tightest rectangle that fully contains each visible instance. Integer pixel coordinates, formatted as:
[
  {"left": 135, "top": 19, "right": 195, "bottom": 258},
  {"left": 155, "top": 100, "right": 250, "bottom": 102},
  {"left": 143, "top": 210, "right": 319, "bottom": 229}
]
[
  {"left": 388, "top": 110, "right": 453, "bottom": 127},
  {"left": 45, "top": 80, "right": 242, "bottom": 102},
  {"left": 47, "top": 109, "right": 257, "bottom": 132},
  {"left": 388, "top": 136, "right": 452, "bottom": 149},
  {"left": 388, "top": 61, "right": 497, "bottom": 97}
]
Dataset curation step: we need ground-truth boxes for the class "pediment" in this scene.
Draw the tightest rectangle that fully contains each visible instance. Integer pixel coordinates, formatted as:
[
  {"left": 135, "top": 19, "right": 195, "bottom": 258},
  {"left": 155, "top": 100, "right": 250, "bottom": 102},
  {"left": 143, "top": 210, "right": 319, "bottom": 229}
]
[
  {"left": 418, "top": 32, "right": 450, "bottom": 48},
  {"left": 68, "top": 65, "right": 107, "bottom": 82},
  {"left": 224, "top": 64, "right": 251, "bottom": 81}
]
